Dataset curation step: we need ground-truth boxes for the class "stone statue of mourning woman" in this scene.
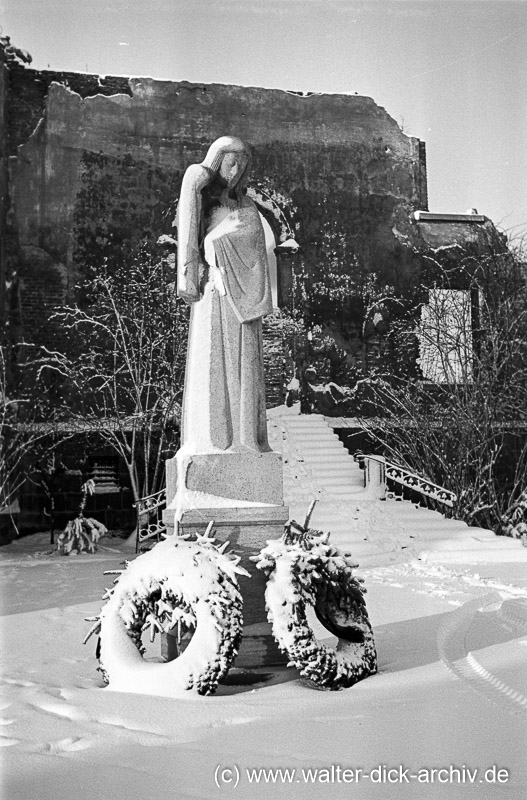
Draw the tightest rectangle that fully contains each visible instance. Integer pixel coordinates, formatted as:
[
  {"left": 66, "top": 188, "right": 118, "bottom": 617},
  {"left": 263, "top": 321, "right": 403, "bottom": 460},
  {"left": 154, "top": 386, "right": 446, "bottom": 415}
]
[{"left": 164, "top": 137, "right": 285, "bottom": 526}]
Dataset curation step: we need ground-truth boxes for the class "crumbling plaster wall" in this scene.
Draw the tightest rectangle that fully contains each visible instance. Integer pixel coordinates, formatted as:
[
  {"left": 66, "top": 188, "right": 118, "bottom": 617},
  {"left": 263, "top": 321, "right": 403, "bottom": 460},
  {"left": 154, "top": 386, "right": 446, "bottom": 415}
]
[
  {"left": 6, "top": 65, "right": 505, "bottom": 368},
  {"left": 4, "top": 64, "right": 448, "bottom": 409},
  {"left": 0, "top": 49, "right": 8, "bottom": 329},
  {"left": 5, "top": 63, "right": 134, "bottom": 349},
  {"left": 7, "top": 69, "right": 428, "bottom": 337}
]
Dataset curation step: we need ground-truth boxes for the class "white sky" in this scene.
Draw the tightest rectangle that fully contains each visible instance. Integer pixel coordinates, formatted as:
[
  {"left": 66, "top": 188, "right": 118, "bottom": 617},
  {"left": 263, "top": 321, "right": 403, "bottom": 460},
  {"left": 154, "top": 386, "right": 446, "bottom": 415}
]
[{"left": 2, "top": 0, "right": 526, "bottom": 237}]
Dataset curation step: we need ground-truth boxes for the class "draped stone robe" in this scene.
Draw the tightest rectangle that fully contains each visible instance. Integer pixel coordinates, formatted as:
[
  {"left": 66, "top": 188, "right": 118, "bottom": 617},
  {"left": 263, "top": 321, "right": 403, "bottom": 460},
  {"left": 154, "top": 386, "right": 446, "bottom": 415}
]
[{"left": 180, "top": 196, "right": 273, "bottom": 455}]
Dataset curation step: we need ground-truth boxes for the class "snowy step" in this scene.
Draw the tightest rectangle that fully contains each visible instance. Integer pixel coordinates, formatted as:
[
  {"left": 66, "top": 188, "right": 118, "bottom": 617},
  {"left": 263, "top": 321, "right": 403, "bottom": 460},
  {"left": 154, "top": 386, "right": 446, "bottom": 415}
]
[
  {"left": 286, "top": 480, "right": 363, "bottom": 492},
  {"left": 298, "top": 462, "right": 358, "bottom": 472},
  {"left": 386, "top": 517, "right": 469, "bottom": 532},
  {"left": 323, "top": 527, "right": 366, "bottom": 538},
  {"left": 297, "top": 470, "right": 357, "bottom": 482},
  {"left": 385, "top": 501, "right": 444, "bottom": 515},
  {"left": 283, "top": 416, "right": 328, "bottom": 425},
  {"left": 286, "top": 425, "right": 339, "bottom": 434},
  {"left": 285, "top": 460, "right": 356, "bottom": 471},
  {"left": 301, "top": 456, "right": 355, "bottom": 467},
  {"left": 294, "top": 469, "right": 360, "bottom": 480},
  {"left": 385, "top": 508, "right": 449, "bottom": 523},
  {"left": 299, "top": 457, "right": 354, "bottom": 466},
  {"left": 329, "top": 536, "right": 398, "bottom": 555},
  {"left": 293, "top": 441, "right": 347, "bottom": 451},
  {"left": 299, "top": 453, "right": 351, "bottom": 463},
  {"left": 288, "top": 439, "right": 346, "bottom": 448},
  {"left": 284, "top": 425, "right": 331, "bottom": 434},
  {"left": 401, "top": 522, "right": 468, "bottom": 534},
  {"left": 287, "top": 430, "right": 342, "bottom": 441},
  {"left": 291, "top": 502, "right": 359, "bottom": 516},
  {"left": 386, "top": 507, "right": 449, "bottom": 521},
  {"left": 307, "top": 511, "right": 361, "bottom": 523},
  {"left": 309, "top": 462, "right": 361, "bottom": 472},
  {"left": 318, "top": 520, "right": 364, "bottom": 531},
  {"left": 300, "top": 452, "right": 354, "bottom": 462},
  {"left": 329, "top": 541, "right": 386, "bottom": 557},
  {"left": 305, "top": 518, "right": 364, "bottom": 531},
  {"left": 312, "top": 477, "right": 363, "bottom": 488},
  {"left": 284, "top": 476, "right": 359, "bottom": 488},
  {"left": 320, "top": 485, "right": 363, "bottom": 496},
  {"left": 288, "top": 428, "right": 342, "bottom": 444},
  {"left": 309, "top": 475, "right": 359, "bottom": 487},
  {"left": 387, "top": 510, "right": 468, "bottom": 527},
  {"left": 281, "top": 414, "right": 491, "bottom": 550},
  {"left": 298, "top": 458, "right": 355, "bottom": 468}
]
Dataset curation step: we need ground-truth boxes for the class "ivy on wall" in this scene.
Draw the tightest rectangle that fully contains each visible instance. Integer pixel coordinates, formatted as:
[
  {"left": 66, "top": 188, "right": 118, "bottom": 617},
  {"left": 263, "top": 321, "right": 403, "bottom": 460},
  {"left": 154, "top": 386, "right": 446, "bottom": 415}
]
[{"left": 73, "top": 151, "right": 183, "bottom": 278}]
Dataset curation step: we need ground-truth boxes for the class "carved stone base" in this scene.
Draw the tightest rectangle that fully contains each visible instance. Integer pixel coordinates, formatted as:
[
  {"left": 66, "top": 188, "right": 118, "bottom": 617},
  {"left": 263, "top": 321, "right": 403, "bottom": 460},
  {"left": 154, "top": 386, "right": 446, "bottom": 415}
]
[
  {"left": 163, "top": 505, "right": 289, "bottom": 667},
  {"left": 164, "top": 449, "right": 283, "bottom": 514}
]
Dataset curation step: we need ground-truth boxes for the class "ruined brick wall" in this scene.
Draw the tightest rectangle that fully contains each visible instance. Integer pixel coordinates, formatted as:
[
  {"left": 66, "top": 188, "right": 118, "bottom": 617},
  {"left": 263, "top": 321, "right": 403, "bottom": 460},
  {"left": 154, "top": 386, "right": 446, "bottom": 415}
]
[
  {"left": 9, "top": 74, "right": 428, "bottom": 272},
  {"left": 0, "top": 50, "right": 8, "bottom": 332},
  {"left": 6, "top": 61, "right": 132, "bottom": 157},
  {"left": 5, "top": 64, "right": 429, "bottom": 397},
  {"left": 4, "top": 63, "right": 135, "bottom": 350}
]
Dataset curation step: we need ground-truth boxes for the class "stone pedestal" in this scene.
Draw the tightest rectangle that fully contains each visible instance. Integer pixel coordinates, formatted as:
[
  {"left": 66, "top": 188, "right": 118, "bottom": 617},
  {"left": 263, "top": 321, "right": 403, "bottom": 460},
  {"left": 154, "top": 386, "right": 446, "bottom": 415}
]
[
  {"left": 165, "top": 449, "right": 283, "bottom": 510},
  {"left": 163, "top": 504, "right": 289, "bottom": 667}
]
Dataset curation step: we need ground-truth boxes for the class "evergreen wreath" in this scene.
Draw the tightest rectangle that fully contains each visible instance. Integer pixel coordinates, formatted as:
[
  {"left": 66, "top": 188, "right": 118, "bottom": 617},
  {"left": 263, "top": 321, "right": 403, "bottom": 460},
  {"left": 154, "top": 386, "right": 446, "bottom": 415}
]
[
  {"left": 253, "top": 501, "right": 377, "bottom": 690},
  {"left": 84, "top": 523, "right": 247, "bottom": 696}
]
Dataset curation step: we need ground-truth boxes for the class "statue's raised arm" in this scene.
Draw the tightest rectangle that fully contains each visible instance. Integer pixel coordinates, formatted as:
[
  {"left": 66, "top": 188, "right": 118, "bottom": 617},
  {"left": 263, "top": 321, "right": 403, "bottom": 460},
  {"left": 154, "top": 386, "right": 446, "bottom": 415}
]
[{"left": 176, "top": 163, "right": 213, "bottom": 304}]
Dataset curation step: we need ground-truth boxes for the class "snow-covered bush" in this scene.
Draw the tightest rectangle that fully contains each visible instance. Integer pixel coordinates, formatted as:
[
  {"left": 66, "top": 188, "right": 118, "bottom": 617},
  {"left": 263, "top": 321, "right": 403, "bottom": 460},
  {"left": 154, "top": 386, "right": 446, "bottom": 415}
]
[
  {"left": 357, "top": 247, "right": 527, "bottom": 534},
  {"left": 57, "top": 479, "right": 107, "bottom": 555},
  {"left": 38, "top": 248, "right": 188, "bottom": 527},
  {"left": 500, "top": 488, "right": 527, "bottom": 539}
]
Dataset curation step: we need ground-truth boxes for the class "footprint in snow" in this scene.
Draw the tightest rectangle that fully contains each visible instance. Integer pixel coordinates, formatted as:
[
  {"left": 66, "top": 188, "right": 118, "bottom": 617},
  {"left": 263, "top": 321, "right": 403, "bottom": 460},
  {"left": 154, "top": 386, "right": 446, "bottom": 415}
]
[
  {"left": 0, "top": 736, "right": 20, "bottom": 747},
  {"left": 209, "top": 717, "right": 257, "bottom": 728},
  {"left": 0, "top": 677, "right": 38, "bottom": 688},
  {"left": 38, "top": 737, "right": 93, "bottom": 754},
  {"left": 30, "top": 700, "right": 88, "bottom": 721},
  {"left": 96, "top": 716, "right": 171, "bottom": 746}
]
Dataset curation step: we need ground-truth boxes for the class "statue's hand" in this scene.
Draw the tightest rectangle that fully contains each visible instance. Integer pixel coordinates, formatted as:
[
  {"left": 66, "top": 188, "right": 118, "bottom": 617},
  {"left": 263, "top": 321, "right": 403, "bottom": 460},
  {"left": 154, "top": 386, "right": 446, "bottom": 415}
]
[
  {"left": 179, "top": 289, "right": 200, "bottom": 305},
  {"left": 178, "top": 268, "right": 200, "bottom": 304}
]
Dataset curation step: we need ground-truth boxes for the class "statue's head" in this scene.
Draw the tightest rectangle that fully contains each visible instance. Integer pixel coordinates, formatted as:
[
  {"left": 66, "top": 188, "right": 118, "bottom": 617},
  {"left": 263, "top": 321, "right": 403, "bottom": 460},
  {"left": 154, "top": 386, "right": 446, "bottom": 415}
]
[{"left": 202, "top": 136, "right": 251, "bottom": 195}]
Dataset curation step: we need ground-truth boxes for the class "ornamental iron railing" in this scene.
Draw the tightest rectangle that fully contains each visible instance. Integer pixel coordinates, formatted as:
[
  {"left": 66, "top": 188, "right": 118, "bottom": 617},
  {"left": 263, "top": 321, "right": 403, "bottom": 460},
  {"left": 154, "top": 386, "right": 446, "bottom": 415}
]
[
  {"left": 134, "top": 488, "right": 167, "bottom": 552},
  {"left": 354, "top": 453, "right": 456, "bottom": 508}
]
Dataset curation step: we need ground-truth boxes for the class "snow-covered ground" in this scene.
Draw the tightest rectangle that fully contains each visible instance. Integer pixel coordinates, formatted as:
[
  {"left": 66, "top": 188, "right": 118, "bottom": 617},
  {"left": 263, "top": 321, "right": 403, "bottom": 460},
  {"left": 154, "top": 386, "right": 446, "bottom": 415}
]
[{"left": 1, "top": 501, "right": 526, "bottom": 800}]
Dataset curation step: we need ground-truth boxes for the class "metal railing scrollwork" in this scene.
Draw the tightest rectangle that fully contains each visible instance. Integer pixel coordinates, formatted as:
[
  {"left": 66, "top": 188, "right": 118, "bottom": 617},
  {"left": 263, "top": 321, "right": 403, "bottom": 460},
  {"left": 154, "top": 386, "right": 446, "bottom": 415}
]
[{"left": 354, "top": 453, "right": 456, "bottom": 508}]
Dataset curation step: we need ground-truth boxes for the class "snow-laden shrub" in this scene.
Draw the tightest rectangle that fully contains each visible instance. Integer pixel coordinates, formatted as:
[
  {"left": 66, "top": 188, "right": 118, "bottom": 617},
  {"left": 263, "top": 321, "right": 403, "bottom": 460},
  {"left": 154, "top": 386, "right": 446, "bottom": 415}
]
[
  {"left": 57, "top": 479, "right": 107, "bottom": 555},
  {"left": 500, "top": 488, "right": 527, "bottom": 539}
]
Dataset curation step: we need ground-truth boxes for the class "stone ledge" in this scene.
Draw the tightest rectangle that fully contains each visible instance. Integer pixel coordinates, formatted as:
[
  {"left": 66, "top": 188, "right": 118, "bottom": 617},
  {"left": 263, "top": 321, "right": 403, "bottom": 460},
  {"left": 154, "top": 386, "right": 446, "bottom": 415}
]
[
  {"left": 177, "top": 505, "right": 290, "bottom": 529},
  {"left": 414, "top": 211, "right": 486, "bottom": 223}
]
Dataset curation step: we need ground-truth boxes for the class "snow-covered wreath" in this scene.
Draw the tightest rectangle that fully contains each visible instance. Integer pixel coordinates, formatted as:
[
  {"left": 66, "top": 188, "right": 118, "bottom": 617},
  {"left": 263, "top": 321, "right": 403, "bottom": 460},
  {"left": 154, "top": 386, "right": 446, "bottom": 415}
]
[
  {"left": 84, "top": 524, "right": 247, "bottom": 696},
  {"left": 252, "top": 502, "right": 377, "bottom": 690}
]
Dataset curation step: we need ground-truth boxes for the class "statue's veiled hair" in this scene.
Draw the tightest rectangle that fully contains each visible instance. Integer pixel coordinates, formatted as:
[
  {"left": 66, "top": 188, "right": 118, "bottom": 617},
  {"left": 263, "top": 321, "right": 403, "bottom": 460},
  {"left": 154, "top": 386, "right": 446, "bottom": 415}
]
[
  {"left": 201, "top": 136, "right": 252, "bottom": 204},
  {"left": 176, "top": 137, "right": 252, "bottom": 303},
  {"left": 201, "top": 136, "right": 251, "bottom": 172}
]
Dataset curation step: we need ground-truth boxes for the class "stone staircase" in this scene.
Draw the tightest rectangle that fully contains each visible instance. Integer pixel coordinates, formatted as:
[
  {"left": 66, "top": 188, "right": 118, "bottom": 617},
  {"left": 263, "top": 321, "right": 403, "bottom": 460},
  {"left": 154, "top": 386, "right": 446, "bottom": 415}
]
[{"left": 267, "top": 410, "right": 500, "bottom": 567}]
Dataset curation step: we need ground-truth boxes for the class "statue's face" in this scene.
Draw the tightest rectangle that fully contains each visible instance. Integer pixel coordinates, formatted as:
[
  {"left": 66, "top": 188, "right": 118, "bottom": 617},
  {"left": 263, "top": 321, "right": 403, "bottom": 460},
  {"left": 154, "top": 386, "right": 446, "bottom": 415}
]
[{"left": 219, "top": 151, "right": 249, "bottom": 188}]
